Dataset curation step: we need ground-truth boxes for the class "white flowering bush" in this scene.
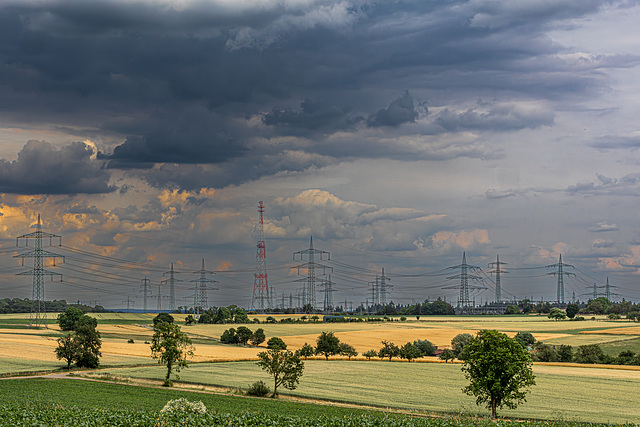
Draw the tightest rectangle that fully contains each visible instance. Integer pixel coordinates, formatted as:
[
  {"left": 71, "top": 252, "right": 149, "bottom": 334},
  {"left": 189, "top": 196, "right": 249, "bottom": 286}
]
[{"left": 160, "top": 398, "right": 207, "bottom": 414}]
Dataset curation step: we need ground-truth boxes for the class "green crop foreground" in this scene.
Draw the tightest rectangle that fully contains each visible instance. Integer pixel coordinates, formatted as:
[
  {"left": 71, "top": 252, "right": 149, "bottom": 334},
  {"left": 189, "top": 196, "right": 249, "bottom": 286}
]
[{"left": 0, "top": 403, "right": 626, "bottom": 427}]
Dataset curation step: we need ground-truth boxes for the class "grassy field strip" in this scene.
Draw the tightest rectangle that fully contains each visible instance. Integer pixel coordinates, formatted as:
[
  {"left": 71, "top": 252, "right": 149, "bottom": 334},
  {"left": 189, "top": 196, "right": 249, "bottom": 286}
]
[
  {"left": 580, "top": 326, "right": 640, "bottom": 335},
  {"left": 0, "top": 357, "right": 60, "bottom": 374},
  {"left": 541, "top": 334, "right": 633, "bottom": 346},
  {"left": 97, "top": 360, "right": 640, "bottom": 424},
  {"left": 98, "top": 324, "right": 153, "bottom": 334}
]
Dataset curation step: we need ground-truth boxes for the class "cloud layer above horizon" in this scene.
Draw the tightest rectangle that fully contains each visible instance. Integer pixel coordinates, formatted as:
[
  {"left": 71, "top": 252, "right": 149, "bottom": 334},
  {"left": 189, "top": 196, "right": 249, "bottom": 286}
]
[{"left": 1, "top": 0, "right": 640, "bottom": 307}]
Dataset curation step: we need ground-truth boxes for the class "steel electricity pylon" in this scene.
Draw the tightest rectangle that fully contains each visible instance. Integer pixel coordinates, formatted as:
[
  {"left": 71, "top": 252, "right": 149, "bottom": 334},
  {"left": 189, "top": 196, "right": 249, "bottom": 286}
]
[
  {"left": 191, "top": 259, "right": 217, "bottom": 318},
  {"left": 293, "top": 236, "right": 332, "bottom": 311},
  {"left": 320, "top": 274, "right": 335, "bottom": 313},
  {"left": 487, "top": 255, "right": 508, "bottom": 302},
  {"left": 546, "top": 254, "right": 575, "bottom": 304},
  {"left": 140, "top": 277, "right": 152, "bottom": 313},
  {"left": 369, "top": 268, "right": 392, "bottom": 308},
  {"left": 15, "top": 215, "right": 64, "bottom": 328},
  {"left": 442, "top": 252, "right": 485, "bottom": 313},
  {"left": 162, "top": 263, "right": 182, "bottom": 311},
  {"left": 252, "top": 201, "right": 270, "bottom": 311}
]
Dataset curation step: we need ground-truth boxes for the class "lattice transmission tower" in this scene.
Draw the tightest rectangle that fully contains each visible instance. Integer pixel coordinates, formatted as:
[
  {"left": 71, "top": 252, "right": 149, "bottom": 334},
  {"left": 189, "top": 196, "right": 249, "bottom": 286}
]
[
  {"left": 320, "top": 274, "right": 335, "bottom": 313},
  {"left": 252, "top": 201, "right": 270, "bottom": 311},
  {"left": 604, "top": 277, "right": 619, "bottom": 301},
  {"left": 546, "top": 254, "right": 575, "bottom": 304},
  {"left": 15, "top": 215, "right": 64, "bottom": 328},
  {"left": 293, "top": 237, "right": 332, "bottom": 311},
  {"left": 442, "top": 252, "right": 485, "bottom": 313},
  {"left": 191, "top": 259, "right": 217, "bottom": 318},
  {"left": 487, "top": 255, "right": 508, "bottom": 302},
  {"left": 140, "top": 277, "right": 152, "bottom": 313},
  {"left": 162, "top": 263, "right": 182, "bottom": 311},
  {"left": 369, "top": 268, "right": 392, "bottom": 308}
]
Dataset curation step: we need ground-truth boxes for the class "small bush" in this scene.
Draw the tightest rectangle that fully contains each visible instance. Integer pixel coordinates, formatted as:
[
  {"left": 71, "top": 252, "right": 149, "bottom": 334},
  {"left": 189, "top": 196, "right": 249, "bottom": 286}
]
[
  {"left": 127, "top": 338, "right": 134, "bottom": 344},
  {"left": 246, "top": 380, "right": 271, "bottom": 397},
  {"left": 160, "top": 398, "right": 206, "bottom": 414}
]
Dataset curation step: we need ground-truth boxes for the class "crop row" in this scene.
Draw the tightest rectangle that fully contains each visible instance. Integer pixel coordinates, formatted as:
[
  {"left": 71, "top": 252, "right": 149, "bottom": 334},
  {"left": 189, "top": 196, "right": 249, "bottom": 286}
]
[{"left": 0, "top": 404, "right": 625, "bottom": 427}]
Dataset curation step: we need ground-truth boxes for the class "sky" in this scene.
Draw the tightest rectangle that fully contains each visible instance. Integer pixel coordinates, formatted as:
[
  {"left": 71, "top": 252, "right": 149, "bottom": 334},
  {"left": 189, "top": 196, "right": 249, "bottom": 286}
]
[{"left": 1, "top": 0, "right": 640, "bottom": 311}]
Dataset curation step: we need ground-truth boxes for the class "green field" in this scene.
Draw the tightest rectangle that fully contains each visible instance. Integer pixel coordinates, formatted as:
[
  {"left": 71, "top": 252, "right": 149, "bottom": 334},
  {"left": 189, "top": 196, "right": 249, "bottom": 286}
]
[
  {"left": 98, "top": 359, "right": 640, "bottom": 424},
  {"left": 0, "top": 377, "right": 624, "bottom": 427}
]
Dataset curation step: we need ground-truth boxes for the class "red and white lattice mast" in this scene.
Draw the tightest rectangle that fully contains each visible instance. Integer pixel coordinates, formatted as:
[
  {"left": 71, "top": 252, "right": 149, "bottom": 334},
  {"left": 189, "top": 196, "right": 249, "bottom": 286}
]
[{"left": 252, "top": 201, "right": 270, "bottom": 311}]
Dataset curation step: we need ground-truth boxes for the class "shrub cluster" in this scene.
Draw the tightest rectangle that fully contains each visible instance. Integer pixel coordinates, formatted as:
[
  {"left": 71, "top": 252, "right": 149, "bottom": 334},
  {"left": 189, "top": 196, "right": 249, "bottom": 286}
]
[
  {"left": 362, "top": 339, "right": 437, "bottom": 362},
  {"left": 531, "top": 342, "right": 640, "bottom": 365},
  {"left": 246, "top": 380, "right": 271, "bottom": 397},
  {"left": 220, "top": 327, "right": 266, "bottom": 346},
  {"left": 160, "top": 398, "right": 207, "bottom": 415}
]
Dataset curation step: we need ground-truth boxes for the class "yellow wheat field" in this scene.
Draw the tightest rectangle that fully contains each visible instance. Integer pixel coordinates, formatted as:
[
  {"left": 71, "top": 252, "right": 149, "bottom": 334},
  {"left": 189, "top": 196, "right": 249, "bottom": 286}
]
[{"left": 3, "top": 313, "right": 640, "bottom": 370}]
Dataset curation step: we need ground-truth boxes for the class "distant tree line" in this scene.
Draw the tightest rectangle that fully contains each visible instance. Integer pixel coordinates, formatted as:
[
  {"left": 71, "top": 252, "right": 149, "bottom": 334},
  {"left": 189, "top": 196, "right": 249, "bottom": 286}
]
[
  {"left": 507, "top": 297, "right": 640, "bottom": 319},
  {"left": 0, "top": 298, "right": 106, "bottom": 314},
  {"left": 196, "top": 306, "right": 250, "bottom": 324}
]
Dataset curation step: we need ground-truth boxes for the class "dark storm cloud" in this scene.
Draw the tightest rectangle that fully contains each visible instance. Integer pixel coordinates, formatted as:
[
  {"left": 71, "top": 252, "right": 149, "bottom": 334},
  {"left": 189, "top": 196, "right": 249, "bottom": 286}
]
[
  {"left": 140, "top": 150, "right": 333, "bottom": 190},
  {"left": 98, "top": 108, "right": 247, "bottom": 167},
  {"left": 0, "top": 0, "right": 633, "bottom": 191},
  {"left": 0, "top": 140, "right": 116, "bottom": 195},
  {"left": 367, "top": 91, "right": 419, "bottom": 128},
  {"left": 263, "top": 98, "right": 363, "bottom": 134}
]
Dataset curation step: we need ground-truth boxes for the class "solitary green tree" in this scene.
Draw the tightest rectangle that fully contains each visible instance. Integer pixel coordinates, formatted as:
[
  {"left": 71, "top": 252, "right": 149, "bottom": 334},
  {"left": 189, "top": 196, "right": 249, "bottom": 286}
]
[
  {"left": 54, "top": 317, "right": 102, "bottom": 369},
  {"left": 378, "top": 340, "right": 400, "bottom": 360},
  {"left": 565, "top": 303, "right": 580, "bottom": 319},
  {"left": 462, "top": 330, "right": 536, "bottom": 419},
  {"left": 296, "top": 342, "right": 314, "bottom": 359},
  {"left": 451, "top": 333, "right": 473, "bottom": 359},
  {"left": 256, "top": 349, "right": 304, "bottom": 397},
  {"left": 363, "top": 349, "right": 378, "bottom": 360},
  {"left": 151, "top": 322, "right": 195, "bottom": 386},
  {"left": 399, "top": 342, "right": 421, "bottom": 362},
  {"left": 315, "top": 331, "right": 341, "bottom": 360},
  {"left": 338, "top": 342, "right": 358, "bottom": 360},
  {"left": 74, "top": 322, "right": 102, "bottom": 368},
  {"left": 153, "top": 312, "right": 174, "bottom": 325},
  {"left": 55, "top": 333, "right": 79, "bottom": 369},
  {"left": 548, "top": 308, "right": 566, "bottom": 321},
  {"left": 57, "top": 307, "right": 84, "bottom": 331}
]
